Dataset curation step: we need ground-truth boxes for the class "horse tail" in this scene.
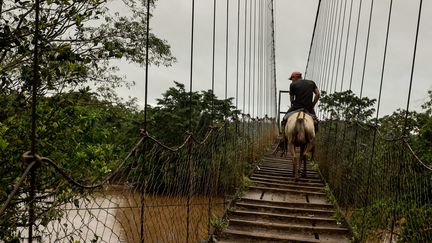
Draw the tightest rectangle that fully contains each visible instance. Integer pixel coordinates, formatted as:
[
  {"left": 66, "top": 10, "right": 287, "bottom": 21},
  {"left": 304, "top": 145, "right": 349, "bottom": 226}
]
[{"left": 295, "top": 113, "right": 306, "bottom": 143}]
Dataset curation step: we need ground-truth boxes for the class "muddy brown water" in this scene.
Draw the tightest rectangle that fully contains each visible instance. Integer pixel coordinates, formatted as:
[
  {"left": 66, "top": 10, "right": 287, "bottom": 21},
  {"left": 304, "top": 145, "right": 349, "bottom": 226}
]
[{"left": 29, "top": 187, "right": 225, "bottom": 243}]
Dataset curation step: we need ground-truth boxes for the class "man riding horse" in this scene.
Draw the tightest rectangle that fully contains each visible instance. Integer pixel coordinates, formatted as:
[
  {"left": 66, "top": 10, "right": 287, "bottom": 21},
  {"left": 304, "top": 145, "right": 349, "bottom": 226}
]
[
  {"left": 281, "top": 72, "right": 320, "bottom": 179},
  {"left": 281, "top": 71, "right": 320, "bottom": 131}
]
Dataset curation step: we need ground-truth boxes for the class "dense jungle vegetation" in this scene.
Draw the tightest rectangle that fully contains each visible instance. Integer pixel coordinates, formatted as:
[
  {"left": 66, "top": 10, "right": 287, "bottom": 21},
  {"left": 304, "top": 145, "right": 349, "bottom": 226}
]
[
  {"left": 317, "top": 90, "right": 432, "bottom": 242},
  {"left": 0, "top": 1, "right": 275, "bottom": 241}
]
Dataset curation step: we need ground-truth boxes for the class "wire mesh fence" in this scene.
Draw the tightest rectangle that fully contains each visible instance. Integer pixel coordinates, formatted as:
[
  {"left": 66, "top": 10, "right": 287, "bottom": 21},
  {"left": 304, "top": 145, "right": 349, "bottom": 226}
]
[
  {"left": 0, "top": 118, "right": 277, "bottom": 242},
  {"left": 316, "top": 120, "right": 432, "bottom": 242}
]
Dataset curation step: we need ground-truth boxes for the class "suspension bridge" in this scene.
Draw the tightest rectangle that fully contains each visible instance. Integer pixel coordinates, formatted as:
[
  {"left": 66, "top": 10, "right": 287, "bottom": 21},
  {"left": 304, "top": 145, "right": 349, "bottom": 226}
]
[{"left": 1, "top": 0, "right": 431, "bottom": 242}]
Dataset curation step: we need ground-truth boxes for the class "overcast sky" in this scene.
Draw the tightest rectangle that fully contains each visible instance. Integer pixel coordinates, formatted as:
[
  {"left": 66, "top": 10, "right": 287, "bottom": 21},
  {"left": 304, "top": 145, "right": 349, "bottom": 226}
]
[{"left": 114, "top": 0, "right": 432, "bottom": 118}]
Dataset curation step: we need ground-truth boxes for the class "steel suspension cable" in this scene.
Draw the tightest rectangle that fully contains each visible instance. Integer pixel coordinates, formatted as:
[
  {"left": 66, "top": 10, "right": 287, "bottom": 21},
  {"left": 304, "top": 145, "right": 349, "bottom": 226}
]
[
  {"left": 348, "top": 0, "right": 363, "bottom": 91},
  {"left": 186, "top": 1, "right": 195, "bottom": 241},
  {"left": 317, "top": 0, "right": 331, "bottom": 117},
  {"left": 207, "top": 0, "right": 217, "bottom": 235},
  {"left": 305, "top": 0, "right": 322, "bottom": 78},
  {"left": 236, "top": 0, "right": 240, "bottom": 110},
  {"left": 334, "top": 0, "right": 348, "bottom": 93},
  {"left": 367, "top": 0, "right": 393, "bottom": 215},
  {"left": 248, "top": 0, "right": 252, "bottom": 114},
  {"left": 243, "top": 0, "right": 247, "bottom": 113},
  {"left": 330, "top": 0, "right": 343, "bottom": 93},
  {"left": 29, "top": 0, "right": 41, "bottom": 241},
  {"left": 225, "top": 0, "right": 229, "bottom": 100},
  {"left": 212, "top": 0, "right": 217, "bottom": 96},
  {"left": 258, "top": 0, "right": 262, "bottom": 117},
  {"left": 359, "top": 0, "right": 375, "bottom": 98},
  {"left": 319, "top": 0, "right": 332, "bottom": 91},
  {"left": 271, "top": 0, "right": 277, "bottom": 117},
  {"left": 314, "top": 0, "right": 326, "bottom": 88},
  {"left": 140, "top": 0, "right": 152, "bottom": 241},
  {"left": 329, "top": 0, "right": 343, "bottom": 93},
  {"left": 328, "top": 0, "right": 341, "bottom": 93},
  {"left": 404, "top": 0, "right": 423, "bottom": 133},
  {"left": 323, "top": 0, "right": 336, "bottom": 93},
  {"left": 340, "top": 0, "right": 354, "bottom": 91},
  {"left": 314, "top": 1, "right": 327, "bottom": 85},
  {"left": 252, "top": 0, "right": 256, "bottom": 117},
  {"left": 188, "top": 1, "right": 195, "bottom": 132},
  {"left": 310, "top": 4, "right": 325, "bottom": 83},
  {"left": 375, "top": 0, "right": 393, "bottom": 121}
]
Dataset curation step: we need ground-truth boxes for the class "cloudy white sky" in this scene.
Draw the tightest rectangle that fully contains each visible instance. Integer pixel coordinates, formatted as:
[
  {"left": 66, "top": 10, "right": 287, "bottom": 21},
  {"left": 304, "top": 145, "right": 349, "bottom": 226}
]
[{"left": 114, "top": 0, "right": 432, "bottom": 118}]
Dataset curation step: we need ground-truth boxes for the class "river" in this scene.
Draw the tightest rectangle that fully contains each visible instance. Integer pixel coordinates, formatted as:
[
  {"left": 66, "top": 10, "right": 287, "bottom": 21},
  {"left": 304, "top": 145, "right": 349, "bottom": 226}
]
[{"left": 23, "top": 187, "right": 225, "bottom": 243}]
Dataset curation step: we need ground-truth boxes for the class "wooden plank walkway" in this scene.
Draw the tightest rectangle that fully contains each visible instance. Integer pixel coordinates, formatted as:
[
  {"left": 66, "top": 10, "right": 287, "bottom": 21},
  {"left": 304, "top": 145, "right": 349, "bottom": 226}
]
[{"left": 215, "top": 154, "right": 352, "bottom": 243}]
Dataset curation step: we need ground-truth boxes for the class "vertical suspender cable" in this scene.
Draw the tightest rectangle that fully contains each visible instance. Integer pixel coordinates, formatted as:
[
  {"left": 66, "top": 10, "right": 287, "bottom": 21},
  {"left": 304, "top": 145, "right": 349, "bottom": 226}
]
[
  {"left": 330, "top": 0, "right": 343, "bottom": 93},
  {"left": 236, "top": 0, "right": 241, "bottom": 109},
  {"left": 359, "top": 0, "right": 375, "bottom": 98},
  {"left": 243, "top": 0, "right": 248, "bottom": 113},
  {"left": 318, "top": 0, "right": 331, "bottom": 90},
  {"left": 305, "top": 0, "right": 322, "bottom": 79},
  {"left": 309, "top": 2, "right": 324, "bottom": 82},
  {"left": 369, "top": 0, "right": 393, "bottom": 206},
  {"left": 334, "top": 0, "right": 348, "bottom": 93},
  {"left": 258, "top": 0, "right": 262, "bottom": 117},
  {"left": 270, "top": 0, "right": 277, "bottom": 118},
  {"left": 317, "top": 0, "right": 330, "bottom": 118},
  {"left": 318, "top": 0, "right": 329, "bottom": 90},
  {"left": 140, "top": 0, "right": 151, "bottom": 242},
  {"left": 314, "top": 1, "right": 327, "bottom": 88},
  {"left": 348, "top": 0, "right": 363, "bottom": 91},
  {"left": 364, "top": 2, "right": 393, "bottom": 235},
  {"left": 29, "top": 0, "right": 41, "bottom": 241},
  {"left": 212, "top": 0, "right": 217, "bottom": 95},
  {"left": 252, "top": 0, "right": 256, "bottom": 117},
  {"left": 322, "top": 0, "right": 336, "bottom": 93},
  {"left": 375, "top": 0, "right": 393, "bottom": 121},
  {"left": 143, "top": 1, "right": 151, "bottom": 127},
  {"left": 248, "top": 0, "right": 252, "bottom": 115},
  {"left": 311, "top": 1, "right": 322, "bottom": 82},
  {"left": 207, "top": 0, "right": 217, "bottom": 235},
  {"left": 186, "top": 1, "right": 195, "bottom": 242},
  {"left": 325, "top": 0, "right": 338, "bottom": 93},
  {"left": 340, "top": 0, "right": 354, "bottom": 91},
  {"left": 188, "top": 2, "right": 195, "bottom": 130},
  {"left": 404, "top": 0, "right": 423, "bottom": 133},
  {"left": 225, "top": 0, "right": 229, "bottom": 100}
]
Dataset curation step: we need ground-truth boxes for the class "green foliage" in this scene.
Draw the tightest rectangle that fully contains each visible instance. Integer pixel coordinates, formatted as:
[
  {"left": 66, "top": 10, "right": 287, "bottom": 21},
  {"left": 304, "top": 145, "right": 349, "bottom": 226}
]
[
  {"left": 399, "top": 205, "right": 432, "bottom": 242},
  {"left": 350, "top": 200, "right": 394, "bottom": 242},
  {"left": 150, "top": 81, "right": 239, "bottom": 145},
  {"left": 319, "top": 90, "right": 376, "bottom": 122},
  {"left": 315, "top": 90, "right": 432, "bottom": 242},
  {"left": 1, "top": 0, "right": 175, "bottom": 95},
  {"left": 379, "top": 109, "right": 418, "bottom": 138},
  {"left": 210, "top": 216, "right": 229, "bottom": 235},
  {"left": 0, "top": 88, "right": 143, "bottom": 241}
]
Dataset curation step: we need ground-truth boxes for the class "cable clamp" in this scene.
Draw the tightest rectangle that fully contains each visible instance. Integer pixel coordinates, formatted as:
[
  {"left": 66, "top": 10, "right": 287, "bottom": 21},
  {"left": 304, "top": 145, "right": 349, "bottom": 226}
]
[{"left": 21, "top": 151, "right": 42, "bottom": 167}]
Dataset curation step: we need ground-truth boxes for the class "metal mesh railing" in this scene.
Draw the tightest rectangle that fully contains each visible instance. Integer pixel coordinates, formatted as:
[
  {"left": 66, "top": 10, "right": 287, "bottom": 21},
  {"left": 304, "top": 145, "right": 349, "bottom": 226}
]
[
  {"left": 317, "top": 120, "right": 432, "bottom": 242},
  {"left": 0, "top": 117, "right": 277, "bottom": 242}
]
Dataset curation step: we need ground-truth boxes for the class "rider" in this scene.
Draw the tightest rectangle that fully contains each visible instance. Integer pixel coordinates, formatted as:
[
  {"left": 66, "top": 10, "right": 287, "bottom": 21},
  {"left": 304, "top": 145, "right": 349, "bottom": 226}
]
[{"left": 281, "top": 71, "right": 320, "bottom": 132}]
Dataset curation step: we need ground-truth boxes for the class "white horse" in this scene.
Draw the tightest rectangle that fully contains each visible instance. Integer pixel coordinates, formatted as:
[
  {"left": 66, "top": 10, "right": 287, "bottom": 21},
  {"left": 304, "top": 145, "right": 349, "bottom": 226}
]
[{"left": 284, "top": 110, "right": 316, "bottom": 180}]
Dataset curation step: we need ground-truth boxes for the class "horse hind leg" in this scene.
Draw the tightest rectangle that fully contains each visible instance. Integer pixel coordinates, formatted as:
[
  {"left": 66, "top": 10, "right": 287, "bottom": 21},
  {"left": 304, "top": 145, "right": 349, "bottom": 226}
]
[
  {"left": 300, "top": 145, "right": 307, "bottom": 178},
  {"left": 288, "top": 143, "right": 298, "bottom": 180}
]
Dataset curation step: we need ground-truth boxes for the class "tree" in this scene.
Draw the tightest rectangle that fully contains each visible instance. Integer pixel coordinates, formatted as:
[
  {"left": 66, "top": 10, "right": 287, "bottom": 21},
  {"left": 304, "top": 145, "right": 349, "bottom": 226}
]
[
  {"left": 1, "top": 0, "right": 175, "bottom": 95},
  {"left": 1, "top": 1, "right": 176, "bottom": 239},
  {"left": 318, "top": 90, "right": 376, "bottom": 122},
  {"left": 150, "top": 81, "right": 239, "bottom": 145}
]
